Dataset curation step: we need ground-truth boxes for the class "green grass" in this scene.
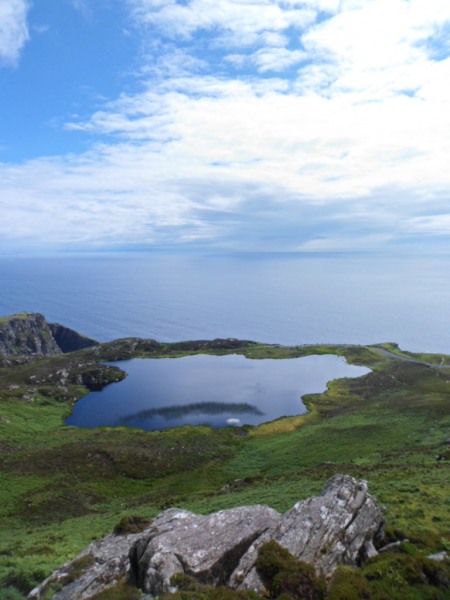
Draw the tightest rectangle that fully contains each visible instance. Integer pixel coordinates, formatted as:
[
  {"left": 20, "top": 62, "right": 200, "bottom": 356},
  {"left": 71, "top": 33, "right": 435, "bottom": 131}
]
[
  {"left": 0, "top": 342, "right": 449, "bottom": 596},
  {"left": 0, "top": 313, "right": 31, "bottom": 324}
]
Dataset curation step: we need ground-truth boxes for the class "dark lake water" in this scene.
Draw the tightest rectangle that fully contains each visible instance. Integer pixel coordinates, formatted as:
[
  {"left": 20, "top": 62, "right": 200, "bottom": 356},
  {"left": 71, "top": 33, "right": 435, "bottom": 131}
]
[{"left": 65, "top": 354, "right": 370, "bottom": 430}]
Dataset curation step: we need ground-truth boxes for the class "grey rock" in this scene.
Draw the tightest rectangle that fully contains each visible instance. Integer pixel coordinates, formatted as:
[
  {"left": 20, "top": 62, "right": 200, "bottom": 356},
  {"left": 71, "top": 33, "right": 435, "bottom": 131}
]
[
  {"left": 428, "top": 551, "right": 449, "bottom": 562},
  {"left": 0, "top": 312, "right": 97, "bottom": 356},
  {"left": 0, "top": 313, "right": 62, "bottom": 356},
  {"left": 231, "top": 474, "right": 385, "bottom": 592},
  {"left": 75, "top": 364, "right": 126, "bottom": 390},
  {"left": 49, "top": 322, "right": 97, "bottom": 353},
  {"left": 378, "top": 540, "right": 407, "bottom": 554},
  {"left": 28, "top": 531, "right": 142, "bottom": 600},
  {"left": 130, "top": 505, "right": 281, "bottom": 596},
  {"left": 28, "top": 475, "right": 385, "bottom": 599}
]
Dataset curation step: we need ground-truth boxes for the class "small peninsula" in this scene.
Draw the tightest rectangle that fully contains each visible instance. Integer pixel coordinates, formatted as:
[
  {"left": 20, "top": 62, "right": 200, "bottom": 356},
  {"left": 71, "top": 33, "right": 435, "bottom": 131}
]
[{"left": 0, "top": 313, "right": 448, "bottom": 599}]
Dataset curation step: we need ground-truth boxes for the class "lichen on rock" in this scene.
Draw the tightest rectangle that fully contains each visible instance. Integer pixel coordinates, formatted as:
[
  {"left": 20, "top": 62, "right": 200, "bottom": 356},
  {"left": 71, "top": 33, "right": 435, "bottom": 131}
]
[{"left": 28, "top": 475, "right": 385, "bottom": 599}]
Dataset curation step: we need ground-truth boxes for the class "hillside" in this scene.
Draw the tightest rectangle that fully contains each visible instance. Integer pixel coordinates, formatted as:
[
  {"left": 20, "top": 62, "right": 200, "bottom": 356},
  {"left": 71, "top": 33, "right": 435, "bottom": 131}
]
[{"left": 0, "top": 317, "right": 448, "bottom": 598}]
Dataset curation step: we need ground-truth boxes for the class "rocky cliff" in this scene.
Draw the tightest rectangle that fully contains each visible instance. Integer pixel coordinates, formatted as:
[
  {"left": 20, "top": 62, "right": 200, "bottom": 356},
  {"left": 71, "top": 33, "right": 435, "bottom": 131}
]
[
  {"left": 0, "top": 313, "right": 97, "bottom": 356},
  {"left": 48, "top": 322, "right": 97, "bottom": 353},
  {"left": 28, "top": 475, "right": 386, "bottom": 599}
]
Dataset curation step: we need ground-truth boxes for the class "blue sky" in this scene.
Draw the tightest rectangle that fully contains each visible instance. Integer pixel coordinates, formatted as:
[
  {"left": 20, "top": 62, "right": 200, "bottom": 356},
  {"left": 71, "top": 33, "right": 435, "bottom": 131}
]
[{"left": 1, "top": 0, "right": 450, "bottom": 254}]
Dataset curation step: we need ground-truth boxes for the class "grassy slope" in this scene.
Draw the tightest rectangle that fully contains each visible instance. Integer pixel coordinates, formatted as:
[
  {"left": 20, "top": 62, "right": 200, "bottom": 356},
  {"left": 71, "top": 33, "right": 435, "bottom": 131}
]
[{"left": 0, "top": 343, "right": 449, "bottom": 595}]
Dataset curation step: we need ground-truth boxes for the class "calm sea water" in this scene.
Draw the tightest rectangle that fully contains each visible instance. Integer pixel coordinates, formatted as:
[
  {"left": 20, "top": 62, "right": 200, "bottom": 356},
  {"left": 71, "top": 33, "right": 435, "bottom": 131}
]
[
  {"left": 0, "top": 253, "right": 449, "bottom": 353},
  {"left": 65, "top": 354, "right": 370, "bottom": 430}
]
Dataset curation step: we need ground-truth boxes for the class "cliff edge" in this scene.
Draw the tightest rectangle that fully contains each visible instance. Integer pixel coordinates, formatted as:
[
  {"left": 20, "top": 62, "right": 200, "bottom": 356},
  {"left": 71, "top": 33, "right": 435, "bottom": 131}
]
[{"left": 0, "top": 312, "right": 97, "bottom": 356}]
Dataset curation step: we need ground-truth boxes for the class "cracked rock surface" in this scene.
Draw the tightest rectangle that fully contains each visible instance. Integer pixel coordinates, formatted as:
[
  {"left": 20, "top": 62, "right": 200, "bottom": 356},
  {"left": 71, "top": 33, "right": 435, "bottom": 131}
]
[
  {"left": 230, "top": 474, "right": 385, "bottom": 592},
  {"left": 28, "top": 532, "right": 143, "bottom": 600},
  {"left": 28, "top": 475, "right": 385, "bottom": 599},
  {"left": 130, "top": 505, "right": 281, "bottom": 595}
]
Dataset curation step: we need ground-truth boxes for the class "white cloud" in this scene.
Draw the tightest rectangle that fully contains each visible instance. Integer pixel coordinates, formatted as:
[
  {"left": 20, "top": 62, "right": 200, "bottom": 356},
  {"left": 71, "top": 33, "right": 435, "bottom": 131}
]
[
  {"left": 4, "top": 63, "right": 450, "bottom": 250},
  {"left": 297, "top": 233, "right": 395, "bottom": 252},
  {"left": 0, "top": 148, "right": 205, "bottom": 248},
  {"left": 251, "top": 47, "right": 306, "bottom": 72},
  {"left": 129, "top": 0, "right": 317, "bottom": 41},
  {"left": 0, "top": 0, "right": 30, "bottom": 66},
  {"left": 72, "top": 0, "right": 93, "bottom": 22},
  {"left": 407, "top": 214, "right": 450, "bottom": 236},
  {"left": 299, "top": 0, "right": 450, "bottom": 98},
  {"left": 3, "top": 0, "right": 450, "bottom": 251},
  {"left": 66, "top": 65, "right": 450, "bottom": 198}
]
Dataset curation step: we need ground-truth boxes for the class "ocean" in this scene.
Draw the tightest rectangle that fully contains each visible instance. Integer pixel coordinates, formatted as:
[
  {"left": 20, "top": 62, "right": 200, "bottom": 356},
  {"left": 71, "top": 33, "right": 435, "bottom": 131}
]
[{"left": 1, "top": 252, "right": 449, "bottom": 354}]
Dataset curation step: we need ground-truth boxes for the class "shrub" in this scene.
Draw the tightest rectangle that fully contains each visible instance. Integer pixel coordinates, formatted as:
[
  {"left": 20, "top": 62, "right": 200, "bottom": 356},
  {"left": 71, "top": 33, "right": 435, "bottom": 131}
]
[
  {"left": 90, "top": 582, "right": 143, "bottom": 599},
  {"left": 255, "top": 540, "right": 326, "bottom": 599},
  {"left": 113, "top": 515, "right": 152, "bottom": 535},
  {"left": 328, "top": 566, "right": 371, "bottom": 600},
  {"left": 0, "top": 588, "right": 27, "bottom": 600},
  {"left": 362, "top": 553, "right": 450, "bottom": 599},
  {"left": 3, "top": 568, "right": 48, "bottom": 595}
]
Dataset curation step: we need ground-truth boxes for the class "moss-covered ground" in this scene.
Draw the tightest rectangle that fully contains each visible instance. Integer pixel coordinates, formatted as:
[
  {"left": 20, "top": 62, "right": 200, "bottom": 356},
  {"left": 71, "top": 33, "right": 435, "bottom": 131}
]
[{"left": 0, "top": 341, "right": 449, "bottom": 597}]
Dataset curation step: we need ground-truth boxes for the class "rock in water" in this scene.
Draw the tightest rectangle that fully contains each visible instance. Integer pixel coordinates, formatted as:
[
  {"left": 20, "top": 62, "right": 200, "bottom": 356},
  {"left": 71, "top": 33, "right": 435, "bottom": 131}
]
[{"left": 28, "top": 475, "right": 385, "bottom": 599}]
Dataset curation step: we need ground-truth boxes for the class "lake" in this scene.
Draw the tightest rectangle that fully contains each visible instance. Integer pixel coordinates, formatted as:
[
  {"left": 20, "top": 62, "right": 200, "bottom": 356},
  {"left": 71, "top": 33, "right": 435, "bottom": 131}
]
[
  {"left": 65, "top": 354, "right": 371, "bottom": 430},
  {"left": 1, "top": 252, "right": 450, "bottom": 353}
]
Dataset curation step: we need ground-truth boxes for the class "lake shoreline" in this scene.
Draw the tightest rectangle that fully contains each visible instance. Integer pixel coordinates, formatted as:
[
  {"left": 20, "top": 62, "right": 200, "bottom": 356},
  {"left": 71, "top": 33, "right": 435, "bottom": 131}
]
[{"left": 65, "top": 353, "right": 370, "bottom": 431}]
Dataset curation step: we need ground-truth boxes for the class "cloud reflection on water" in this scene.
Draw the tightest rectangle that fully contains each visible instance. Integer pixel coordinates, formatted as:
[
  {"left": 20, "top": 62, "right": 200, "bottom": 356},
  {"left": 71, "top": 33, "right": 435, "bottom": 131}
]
[{"left": 120, "top": 401, "right": 264, "bottom": 424}]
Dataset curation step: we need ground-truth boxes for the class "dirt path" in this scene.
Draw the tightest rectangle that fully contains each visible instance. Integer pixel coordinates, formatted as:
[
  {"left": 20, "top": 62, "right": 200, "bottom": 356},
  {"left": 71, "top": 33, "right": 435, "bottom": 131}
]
[{"left": 371, "top": 346, "right": 446, "bottom": 369}]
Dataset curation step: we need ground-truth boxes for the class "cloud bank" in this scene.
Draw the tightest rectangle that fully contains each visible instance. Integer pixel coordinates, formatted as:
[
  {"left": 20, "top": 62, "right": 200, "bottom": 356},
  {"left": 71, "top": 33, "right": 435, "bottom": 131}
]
[
  {"left": 0, "top": 0, "right": 30, "bottom": 66},
  {"left": 1, "top": 0, "right": 450, "bottom": 252}
]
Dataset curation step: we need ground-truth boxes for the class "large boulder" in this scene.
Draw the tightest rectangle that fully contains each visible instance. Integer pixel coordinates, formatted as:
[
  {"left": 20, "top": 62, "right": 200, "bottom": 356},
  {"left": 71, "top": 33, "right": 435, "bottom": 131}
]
[
  {"left": 28, "top": 475, "right": 385, "bottom": 599},
  {"left": 130, "top": 505, "right": 281, "bottom": 596},
  {"left": 230, "top": 474, "right": 385, "bottom": 593},
  {"left": 28, "top": 531, "right": 142, "bottom": 600}
]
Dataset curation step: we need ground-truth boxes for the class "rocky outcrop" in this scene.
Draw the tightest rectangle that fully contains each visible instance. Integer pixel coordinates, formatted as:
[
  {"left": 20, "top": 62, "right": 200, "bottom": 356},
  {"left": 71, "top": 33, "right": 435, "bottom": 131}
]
[
  {"left": 131, "top": 505, "right": 281, "bottom": 595},
  {"left": 0, "top": 313, "right": 62, "bottom": 356},
  {"left": 0, "top": 312, "right": 256, "bottom": 359},
  {"left": 28, "top": 531, "right": 143, "bottom": 600},
  {"left": 0, "top": 313, "right": 97, "bottom": 356},
  {"left": 48, "top": 322, "right": 97, "bottom": 353},
  {"left": 74, "top": 365, "right": 126, "bottom": 390},
  {"left": 28, "top": 475, "right": 385, "bottom": 599},
  {"left": 230, "top": 474, "right": 385, "bottom": 593}
]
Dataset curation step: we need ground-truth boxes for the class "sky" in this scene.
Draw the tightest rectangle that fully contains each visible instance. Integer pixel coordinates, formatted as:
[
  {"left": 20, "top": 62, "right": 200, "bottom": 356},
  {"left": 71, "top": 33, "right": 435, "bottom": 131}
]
[{"left": 0, "top": 0, "right": 450, "bottom": 254}]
